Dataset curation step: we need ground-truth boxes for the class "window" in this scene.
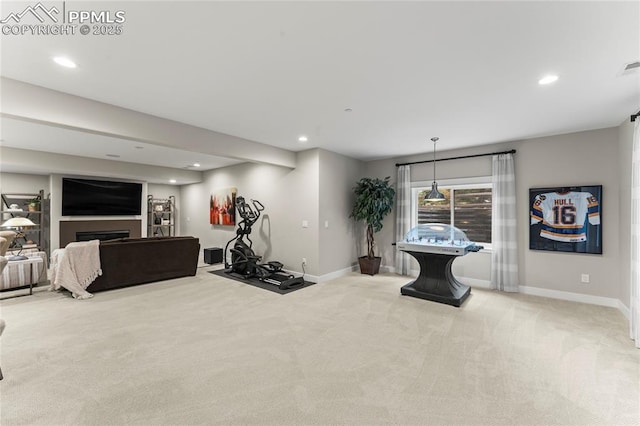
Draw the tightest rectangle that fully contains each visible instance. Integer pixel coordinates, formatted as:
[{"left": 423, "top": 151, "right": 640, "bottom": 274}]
[{"left": 412, "top": 184, "right": 492, "bottom": 244}]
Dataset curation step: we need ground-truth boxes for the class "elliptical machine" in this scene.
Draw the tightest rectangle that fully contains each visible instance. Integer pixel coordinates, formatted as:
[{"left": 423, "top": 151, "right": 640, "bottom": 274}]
[{"left": 223, "top": 196, "right": 304, "bottom": 290}]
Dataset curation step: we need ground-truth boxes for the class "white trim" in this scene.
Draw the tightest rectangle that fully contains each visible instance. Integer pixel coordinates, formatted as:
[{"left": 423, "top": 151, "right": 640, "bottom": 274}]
[
  {"left": 458, "top": 277, "right": 492, "bottom": 289},
  {"left": 306, "top": 263, "right": 410, "bottom": 284},
  {"left": 519, "top": 285, "right": 622, "bottom": 310},
  {"left": 282, "top": 268, "right": 319, "bottom": 284},
  {"left": 618, "top": 301, "right": 631, "bottom": 320},
  {"left": 316, "top": 265, "right": 356, "bottom": 283},
  {"left": 317, "top": 266, "right": 630, "bottom": 318}
]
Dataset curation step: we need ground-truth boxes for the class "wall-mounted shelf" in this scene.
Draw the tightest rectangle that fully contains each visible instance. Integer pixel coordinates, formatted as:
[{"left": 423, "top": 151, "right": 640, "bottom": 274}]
[{"left": 147, "top": 195, "right": 175, "bottom": 237}]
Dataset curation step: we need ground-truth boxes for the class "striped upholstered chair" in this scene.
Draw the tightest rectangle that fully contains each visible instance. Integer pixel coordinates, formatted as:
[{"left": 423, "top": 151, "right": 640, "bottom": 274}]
[{"left": 0, "top": 231, "right": 17, "bottom": 256}]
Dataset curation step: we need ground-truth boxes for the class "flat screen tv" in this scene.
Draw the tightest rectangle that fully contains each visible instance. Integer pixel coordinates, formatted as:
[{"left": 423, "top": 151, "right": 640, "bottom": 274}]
[{"left": 62, "top": 178, "right": 142, "bottom": 216}]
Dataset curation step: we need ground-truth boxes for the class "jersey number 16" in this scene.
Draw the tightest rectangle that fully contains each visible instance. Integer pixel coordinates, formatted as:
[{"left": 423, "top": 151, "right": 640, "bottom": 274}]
[{"left": 552, "top": 205, "right": 576, "bottom": 225}]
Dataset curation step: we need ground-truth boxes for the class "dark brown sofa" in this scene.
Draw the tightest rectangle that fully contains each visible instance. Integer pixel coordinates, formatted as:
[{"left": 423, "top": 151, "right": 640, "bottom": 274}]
[{"left": 87, "top": 236, "right": 200, "bottom": 293}]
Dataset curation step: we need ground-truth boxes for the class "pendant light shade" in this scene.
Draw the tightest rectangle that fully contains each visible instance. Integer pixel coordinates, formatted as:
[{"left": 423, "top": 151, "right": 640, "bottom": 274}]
[
  {"left": 426, "top": 181, "right": 446, "bottom": 201},
  {"left": 425, "top": 137, "right": 446, "bottom": 201}
]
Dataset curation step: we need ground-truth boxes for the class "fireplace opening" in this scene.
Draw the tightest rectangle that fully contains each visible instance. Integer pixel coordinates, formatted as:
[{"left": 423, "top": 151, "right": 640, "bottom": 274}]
[{"left": 76, "top": 230, "right": 130, "bottom": 242}]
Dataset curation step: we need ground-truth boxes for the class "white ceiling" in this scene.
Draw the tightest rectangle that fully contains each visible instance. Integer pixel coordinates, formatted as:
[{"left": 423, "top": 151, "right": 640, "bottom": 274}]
[
  {"left": 0, "top": 117, "right": 244, "bottom": 170},
  {"left": 1, "top": 1, "right": 639, "bottom": 172}
]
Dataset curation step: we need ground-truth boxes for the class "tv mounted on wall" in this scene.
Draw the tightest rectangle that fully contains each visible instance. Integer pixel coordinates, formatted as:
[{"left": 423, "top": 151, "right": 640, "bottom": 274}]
[{"left": 62, "top": 178, "right": 142, "bottom": 216}]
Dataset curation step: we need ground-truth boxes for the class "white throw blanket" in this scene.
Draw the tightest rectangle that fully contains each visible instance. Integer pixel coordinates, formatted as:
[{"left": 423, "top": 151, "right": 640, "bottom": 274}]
[{"left": 49, "top": 240, "right": 102, "bottom": 300}]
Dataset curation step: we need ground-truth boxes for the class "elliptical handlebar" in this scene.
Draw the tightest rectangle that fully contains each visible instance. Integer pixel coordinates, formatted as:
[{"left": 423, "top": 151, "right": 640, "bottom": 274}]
[
  {"left": 236, "top": 198, "right": 265, "bottom": 227},
  {"left": 236, "top": 196, "right": 257, "bottom": 224},
  {"left": 251, "top": 199, "right": 265, "bottom": 213}
]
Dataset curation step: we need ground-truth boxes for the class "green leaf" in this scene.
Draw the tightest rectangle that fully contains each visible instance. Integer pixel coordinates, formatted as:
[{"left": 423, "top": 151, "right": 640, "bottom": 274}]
[{"left": 350, "top": 176, "right": 396, "bottom": 257}]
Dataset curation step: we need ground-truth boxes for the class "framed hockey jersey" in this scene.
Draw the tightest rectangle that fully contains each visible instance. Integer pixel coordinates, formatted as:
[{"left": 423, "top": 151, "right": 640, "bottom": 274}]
[{"left": 529, "top": 185, "right": 602, "bottom": 254}]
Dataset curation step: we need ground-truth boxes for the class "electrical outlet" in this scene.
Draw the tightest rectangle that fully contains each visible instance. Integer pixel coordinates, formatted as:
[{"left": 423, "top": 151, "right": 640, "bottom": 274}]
[
  {"left": 581, "top": 274, "right": 590, "bottom": 283},
  {"left": 302, "top": 258, "right": 307, "bottom": 266}
]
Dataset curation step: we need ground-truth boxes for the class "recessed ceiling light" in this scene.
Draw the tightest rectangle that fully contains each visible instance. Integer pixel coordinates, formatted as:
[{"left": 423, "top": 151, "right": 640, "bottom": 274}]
[
  {"left": 298, "top": 136, "right": 308, "bottom": 142},
  {"left": 344, "top": 108, "right": 353, "bottom": 112},
  {"left": 53, "top": 56, "right": 77, "bottom": 68},
  {"left": 169, "top": 179, "right": 177, "bottom": 184},
  {"left": 193, "top": 163, "right": 201, "bottom": 167},
  {"left": 538, "top": 75, "right": 558, "bottom": 85}
]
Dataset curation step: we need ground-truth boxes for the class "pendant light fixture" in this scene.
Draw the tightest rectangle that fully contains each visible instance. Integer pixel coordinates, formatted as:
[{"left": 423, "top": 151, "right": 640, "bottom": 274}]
[{"left": 425, "top": 137, "right": 446, "bottom": 201}]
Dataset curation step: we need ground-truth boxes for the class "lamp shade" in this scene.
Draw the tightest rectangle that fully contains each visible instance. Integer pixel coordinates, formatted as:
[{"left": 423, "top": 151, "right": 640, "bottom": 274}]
[
  {"left": 425, "top": 182, "right": 446, "bottom": 201},
  {"left": 424, "top": 136, "right": 446, "bottom": 202},
  {"left": 1, "top": 217, "right": 36, "bottom": 227}
]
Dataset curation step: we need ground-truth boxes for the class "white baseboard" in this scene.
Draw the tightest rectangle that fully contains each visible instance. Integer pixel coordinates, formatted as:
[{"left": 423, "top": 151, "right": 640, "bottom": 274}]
[
  {"left": 284, "top": 265, "right": 356, "bottom": 284},
  {"left": 468, "top": 280, "right": 630, "bottom": 319},
  {"left": 519, "top": 285, "right": 623, "bottom": 311},
  {"left": 314, "top": 263, "right": 397, "bottom": 283},
  {"left": 289, "top": 265, "right": 632, "bottom": 320},
  {"left": 283, "top": 269, "right": 319, "bottom": 283},
  {"left": 617, "top": 301, "right": 631, "bottom": 320},
  {"left": 458, "top": 277, "right": 492, "bottom": 289},
  {"left": 317, "top": 265, "right": 358, "bottom": 283}
]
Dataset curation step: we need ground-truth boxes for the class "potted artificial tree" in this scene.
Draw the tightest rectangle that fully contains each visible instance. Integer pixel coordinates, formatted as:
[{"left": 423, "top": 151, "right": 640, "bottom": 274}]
[{"left": 350, "top": 176, "right": 395, "bottom": 275}]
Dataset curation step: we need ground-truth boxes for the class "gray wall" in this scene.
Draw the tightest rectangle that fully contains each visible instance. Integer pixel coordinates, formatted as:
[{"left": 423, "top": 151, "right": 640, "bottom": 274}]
[
  {"left": 365, "top": 127, "right": 625, "bottom": 303},
  {"left": 318, "top": 149, "right": 364, "bottom": 277},
  {"left": 180, "top": 148, "right": 364, "bottom": 280},
  {"left": 516, "top": 128, "right": 620, "bottom": 300},
  {"left": 181, "top": 150, "right": 321, "bottom": 277},
  {"left": 0, "top": 172, "right": 50, "bottom": 196}
]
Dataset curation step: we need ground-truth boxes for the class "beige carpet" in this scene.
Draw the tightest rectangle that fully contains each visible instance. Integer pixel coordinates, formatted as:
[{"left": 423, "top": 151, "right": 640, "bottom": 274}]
[{"left": 0, "top": 268, "right": 638, "bottom": 425}]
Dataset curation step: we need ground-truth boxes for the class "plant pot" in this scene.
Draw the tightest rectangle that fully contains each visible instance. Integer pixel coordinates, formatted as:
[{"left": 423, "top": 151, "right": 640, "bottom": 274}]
[{"left": 358, "top": 256, "right": 381, "bottom": 276}]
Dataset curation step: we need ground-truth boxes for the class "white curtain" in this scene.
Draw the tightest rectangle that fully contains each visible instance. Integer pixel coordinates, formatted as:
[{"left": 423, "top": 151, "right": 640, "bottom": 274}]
[
  {"left": 630, "top": 120, "right": 640, "bottom": 348},
  {"left": 491, "top": 153, "right": 519, "bottom": 292},
  {"left": 395, "top": 165, "right": 411, "bottom": 275}
]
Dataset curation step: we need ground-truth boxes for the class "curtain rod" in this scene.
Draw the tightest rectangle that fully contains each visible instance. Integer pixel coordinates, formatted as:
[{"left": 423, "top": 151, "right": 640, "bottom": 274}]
[
  {"left": 395, "top": 149, "right": 516, "bottom": 167},
  {"left": 632, "top": 110, "right": 640, "bottom": 122}
]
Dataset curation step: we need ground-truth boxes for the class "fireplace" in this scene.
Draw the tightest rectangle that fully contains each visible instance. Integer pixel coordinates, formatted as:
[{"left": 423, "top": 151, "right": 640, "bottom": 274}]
[
  {"left": 60, "top": 220, "right": 141, "bottom": 247},
  {"left": 76, "top": 230, "right": 130, "bottom": 242}
]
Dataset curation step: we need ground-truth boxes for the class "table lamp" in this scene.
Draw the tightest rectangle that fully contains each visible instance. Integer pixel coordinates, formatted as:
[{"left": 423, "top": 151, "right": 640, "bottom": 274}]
[{"left": 1, "top": 217, "right": 37, "bottom": 261}]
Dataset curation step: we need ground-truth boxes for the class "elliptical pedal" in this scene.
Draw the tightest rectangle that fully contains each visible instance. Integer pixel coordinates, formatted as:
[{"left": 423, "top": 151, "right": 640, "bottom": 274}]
[
  {"left": 266, "top": 261, "right": 283, "bottom": 272},
  {"left": 262, "top": 273, "right": 305, "bottom": 290}
]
